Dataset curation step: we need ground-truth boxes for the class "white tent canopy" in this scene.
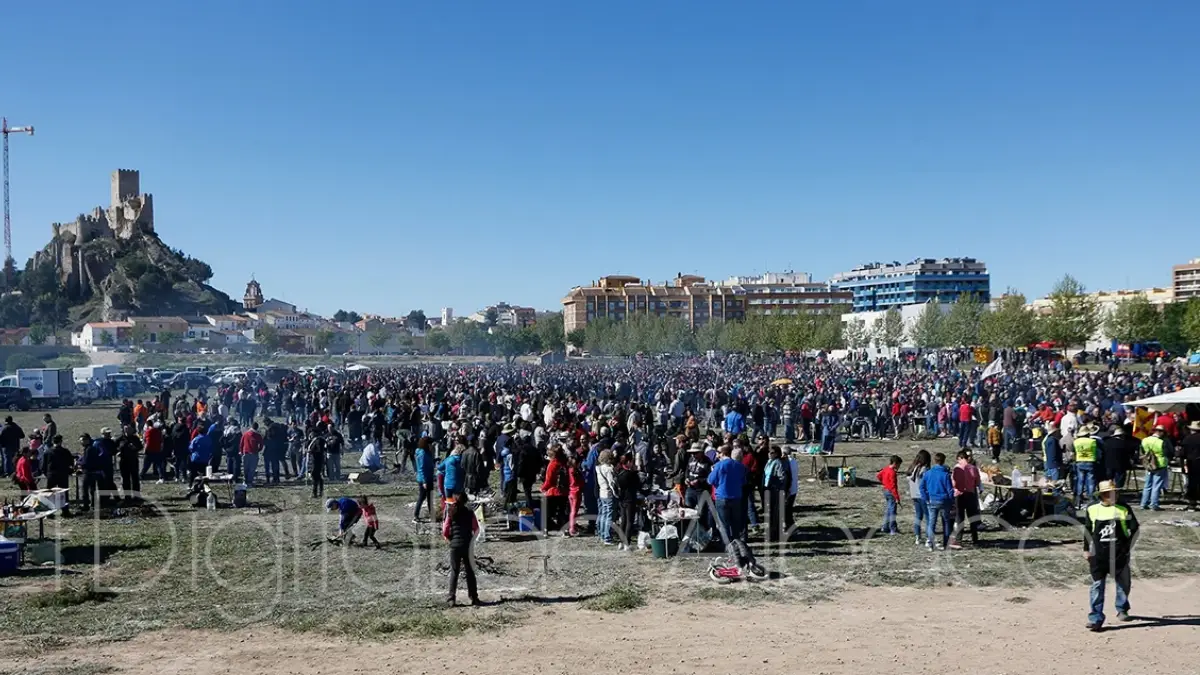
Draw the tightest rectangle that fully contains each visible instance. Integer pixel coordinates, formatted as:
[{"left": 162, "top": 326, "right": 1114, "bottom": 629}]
[
  {"left": 1123, "top": 387, "right": 1200, "bottom": 413},
  {"left": 344, "top": 364, "right": 371, "bottom": 372}
]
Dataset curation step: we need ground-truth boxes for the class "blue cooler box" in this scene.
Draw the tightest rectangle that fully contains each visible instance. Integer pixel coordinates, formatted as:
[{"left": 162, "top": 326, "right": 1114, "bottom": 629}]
[{"left": 0, "top": 540, "right": 20, "bottom": 575}]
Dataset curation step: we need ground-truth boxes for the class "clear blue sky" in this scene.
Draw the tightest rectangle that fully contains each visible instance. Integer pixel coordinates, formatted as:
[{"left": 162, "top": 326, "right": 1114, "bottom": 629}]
[{"left": 3, "top": 1, "right": 1197, "bottom": 317}]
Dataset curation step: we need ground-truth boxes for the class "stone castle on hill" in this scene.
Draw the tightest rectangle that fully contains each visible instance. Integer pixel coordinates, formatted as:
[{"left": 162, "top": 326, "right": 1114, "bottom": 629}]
[
  {"left": 39, "top": 169, "right": 156, "bottom": 292},
  {"left": 29, "top": 169, "right": 235, "bottom": 323}
]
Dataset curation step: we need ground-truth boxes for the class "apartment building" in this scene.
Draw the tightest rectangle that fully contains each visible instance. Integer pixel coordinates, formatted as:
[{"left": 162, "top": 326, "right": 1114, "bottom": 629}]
[
  {"left": 830, "top": 258, "right": 990, "bottom": 312},
  {"left": 720, "top": 271, "right": 851, "bottom": 316},
  {"left": 468, "top": 302, "right": 537, "bottom": 328},
  {"left": 1173, "top": 259, "right": 1200, "bottom": 301}
]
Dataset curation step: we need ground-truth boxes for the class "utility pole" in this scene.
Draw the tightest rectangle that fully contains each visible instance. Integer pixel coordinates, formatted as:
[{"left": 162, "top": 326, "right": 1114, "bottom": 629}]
[{"left": 2, "top": 117, "right": 35, "bottom": 284}]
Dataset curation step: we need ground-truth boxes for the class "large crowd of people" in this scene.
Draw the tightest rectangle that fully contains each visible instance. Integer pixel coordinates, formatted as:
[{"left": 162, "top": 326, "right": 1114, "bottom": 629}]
[{"left": 4, "top": 352, "right": 1198, "bottom": 614}]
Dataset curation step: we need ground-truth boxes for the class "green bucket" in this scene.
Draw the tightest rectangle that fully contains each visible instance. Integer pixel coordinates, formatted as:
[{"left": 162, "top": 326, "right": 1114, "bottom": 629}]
[{"left": 650, "top": 537, "right": 678, "bottom": 559}]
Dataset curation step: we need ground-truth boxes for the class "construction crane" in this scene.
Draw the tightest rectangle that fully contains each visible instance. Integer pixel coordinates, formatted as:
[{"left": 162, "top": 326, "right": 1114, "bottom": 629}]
[{"left": 2, "top": 117, "right": 35, "bottom": 280}]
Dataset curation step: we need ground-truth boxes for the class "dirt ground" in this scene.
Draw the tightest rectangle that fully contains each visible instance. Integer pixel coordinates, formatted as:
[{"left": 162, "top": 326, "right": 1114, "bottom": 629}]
[{"left": 28, "top": 581, "right": 1200, "bottom": 675}]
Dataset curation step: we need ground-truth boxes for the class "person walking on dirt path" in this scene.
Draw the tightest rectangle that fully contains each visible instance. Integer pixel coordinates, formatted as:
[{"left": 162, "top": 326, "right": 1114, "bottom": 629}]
[
  {"left": 442, "top": 492, "right": 482, "bottom": 607},
  {"left": 1084, "top": 480, "right": 1138, "bottom": 631}
]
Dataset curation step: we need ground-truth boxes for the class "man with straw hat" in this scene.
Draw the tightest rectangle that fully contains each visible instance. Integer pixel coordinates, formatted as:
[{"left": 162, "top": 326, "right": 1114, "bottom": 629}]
[
  {"left": 1083, "top": 480, "right": 1138, "bottom": 631},
  {"left": 1073, "top": 423, "right": 1100, "bottom": 508},
  {"left": 1139, "top": 425, "right": 1173, "bottom": 511}
]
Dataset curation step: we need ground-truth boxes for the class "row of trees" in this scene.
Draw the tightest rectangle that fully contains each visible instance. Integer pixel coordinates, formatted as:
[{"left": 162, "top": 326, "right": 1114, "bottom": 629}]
[
  {"left": 565, "top": 312, "right": 846, "bottom": 357},
  {"left": 331, "top": 309, "right": 429, "bottom": 332},
  {"left": 902, "top": 275, "right": 1200, "bottom": 353},
  {"left": 423, "top": 314, "right": 567, "bottom": 363}
]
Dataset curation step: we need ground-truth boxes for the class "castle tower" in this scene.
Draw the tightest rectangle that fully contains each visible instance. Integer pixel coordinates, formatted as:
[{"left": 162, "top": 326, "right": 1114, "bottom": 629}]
[
  {"left": 244, "top": 277, "right": 264, "bottom": 311},
  {"left": 111, "top": 169, "right": 140, "bottom": 207}
]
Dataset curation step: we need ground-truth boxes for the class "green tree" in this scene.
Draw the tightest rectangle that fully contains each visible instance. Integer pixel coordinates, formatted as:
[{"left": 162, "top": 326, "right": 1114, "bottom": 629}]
[
  {"left": 811, "top": 314, "right": 844, "bottom": 351},
  {"left": 159, "top": 331, "right": 182, "bottom": 347},
  {"left": 136, "top": 270, "right": 170, "bottom": 308},
  {"left": 332, "top": 310, "right": 362, "bottom": 323},
  {"left": 908, "top": 300, "right": 946, "bottom": 348},
  {"left": 256, "top": 324, "right": 280, "bottom": 349},
  {"left": 694, "top": 321, "right": 726, "bottom": 353},
  {"left": 0, "top": 294, "right": 31, "bottom": 328},
  {"left": 941, "top": 293, "right": 985, "bottom": 347},
  {"left": 1181, "top": 299, "right": 1200, "bottom": 351},
  {"left": 881, "top": 308, "right": 904, "bottom": 348},
  {"left": 979, "top": 292, "right": 1037, "bottom": 349},
  {"left": 405, "top": 310, "right": 428, "bottom": 332},
  {"left": 1105, "top": 294, "right": 1163, "bottom": 345},
  {"left": 566, "top": 329, "right": 586, "bottom": 350},
  {"left": 1039, "top": 275, "right": 1100, "bottom": 349},
  {"left": 27, "top": 324, "right": 52, "bottom": 346},
  {"left": 368, "top": 328, "right": 391, "bottom": 351},
  {"left": 842, "top": 318, "right": 869, "bottom": 350},
  {"left": 6, "top": 353, "right": 43, "bottom": 371},
  {"left": 98, "top": 330, "right": 116, "bottom": 347},
  {"left": 314, "top": 328, "right": 335, "bottom": 353},
  {"left": 1158, "top": 300, "right": 1189, "bottom": 354},
  {"left": 534, "top": 312, "right": 565, "bottom": 353},
  {"left": 129, "top": 322, "right": 149, "bottom": 346},
  {"left": 446, "top": 320, "right": 488, "bottom": 355},
  {"left": 426, "top": 330, "right": 451, "bottom": 353},
  {"left": 484, "top": 307, "right": 499, "bottom": 328},
  {"left": 491, "top": 325, "right": 540, "bottom": 364}
]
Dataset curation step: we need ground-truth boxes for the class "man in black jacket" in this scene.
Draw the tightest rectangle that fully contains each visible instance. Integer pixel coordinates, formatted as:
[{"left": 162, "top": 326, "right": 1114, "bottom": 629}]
[
  {"left": 171, "top": 417, "right": 191, "bottom": 483},
  {"left": 41, "top": 435, "right": 74, "bottom": 491},
  {"left": 263, "top": 418, "right": 288, "bottom": 484},
  {"left": 0, "top": 416, "right": 25, "bottom": 477},
  {"left": 116, "top": 425, "right": 143, "bottom": 503},
  {"left": 460, "top": 439, "right": 483, "bottom": 495},
  {"left": 1101, "top": 425, "right": 1135, "bottom": 488}
]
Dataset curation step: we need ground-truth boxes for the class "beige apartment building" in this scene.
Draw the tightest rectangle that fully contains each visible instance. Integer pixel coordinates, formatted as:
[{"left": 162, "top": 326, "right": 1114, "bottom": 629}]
[
  {"left": 1173, "top": 259, "right": 1200, "bottom": 301},
  {"left": 562, "top": 272, "right": 850, "bottom": 335}
]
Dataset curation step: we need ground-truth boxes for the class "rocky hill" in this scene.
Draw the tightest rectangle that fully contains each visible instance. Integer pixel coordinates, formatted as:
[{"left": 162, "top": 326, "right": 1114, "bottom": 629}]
[{"left": 0, "top": 169, "right": 236, "bottom": 329}]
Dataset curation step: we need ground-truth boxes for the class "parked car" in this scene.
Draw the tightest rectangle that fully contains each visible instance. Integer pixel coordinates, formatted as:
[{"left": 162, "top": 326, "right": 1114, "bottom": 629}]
[
  {"left": 0, "top": 386, "right": 33, "bottom": 411},
  {"left": 166, "top": 373, "right": 213, "bottom": 390}
]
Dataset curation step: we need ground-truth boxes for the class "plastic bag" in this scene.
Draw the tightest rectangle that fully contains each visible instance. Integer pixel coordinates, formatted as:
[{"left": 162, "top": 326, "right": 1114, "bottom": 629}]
[
  {"left": 637, "top": 531, "right": 652, "bottom": 550},
  {"left": 657, "top": 524, "right": 678, "bottom": 540}
]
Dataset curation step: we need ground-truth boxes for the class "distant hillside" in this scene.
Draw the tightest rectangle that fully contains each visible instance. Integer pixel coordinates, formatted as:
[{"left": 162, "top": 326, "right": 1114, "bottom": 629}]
[{"left": 0, "top": 169, "right": 236, "bottom": 330}]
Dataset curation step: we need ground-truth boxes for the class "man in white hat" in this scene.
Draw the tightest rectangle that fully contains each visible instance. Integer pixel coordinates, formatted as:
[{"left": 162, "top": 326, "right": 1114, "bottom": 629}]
[
  {"left": 1083, "top": 480, "right": 1138, "bottom": 631},
  {"left": 1139, "top": 425, "right": 1173, "bottom": 511},
  {"left": 680, "top": 443, "right": 715, "bottom": 539},
  {"left": 1073, "top": 424, "right": 1099, "bottom": 508}
]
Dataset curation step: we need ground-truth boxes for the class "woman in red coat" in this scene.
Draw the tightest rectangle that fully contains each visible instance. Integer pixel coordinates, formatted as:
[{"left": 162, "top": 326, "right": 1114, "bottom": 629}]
[
  {"left": 541, "top": 446, "right": 567, "bottom": 532},
  {"left": 565, "top": 453, "right": 585, "bottom": 537},
  {"left": 14, "top": 446, "right": 36, "bottom": 492}
]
